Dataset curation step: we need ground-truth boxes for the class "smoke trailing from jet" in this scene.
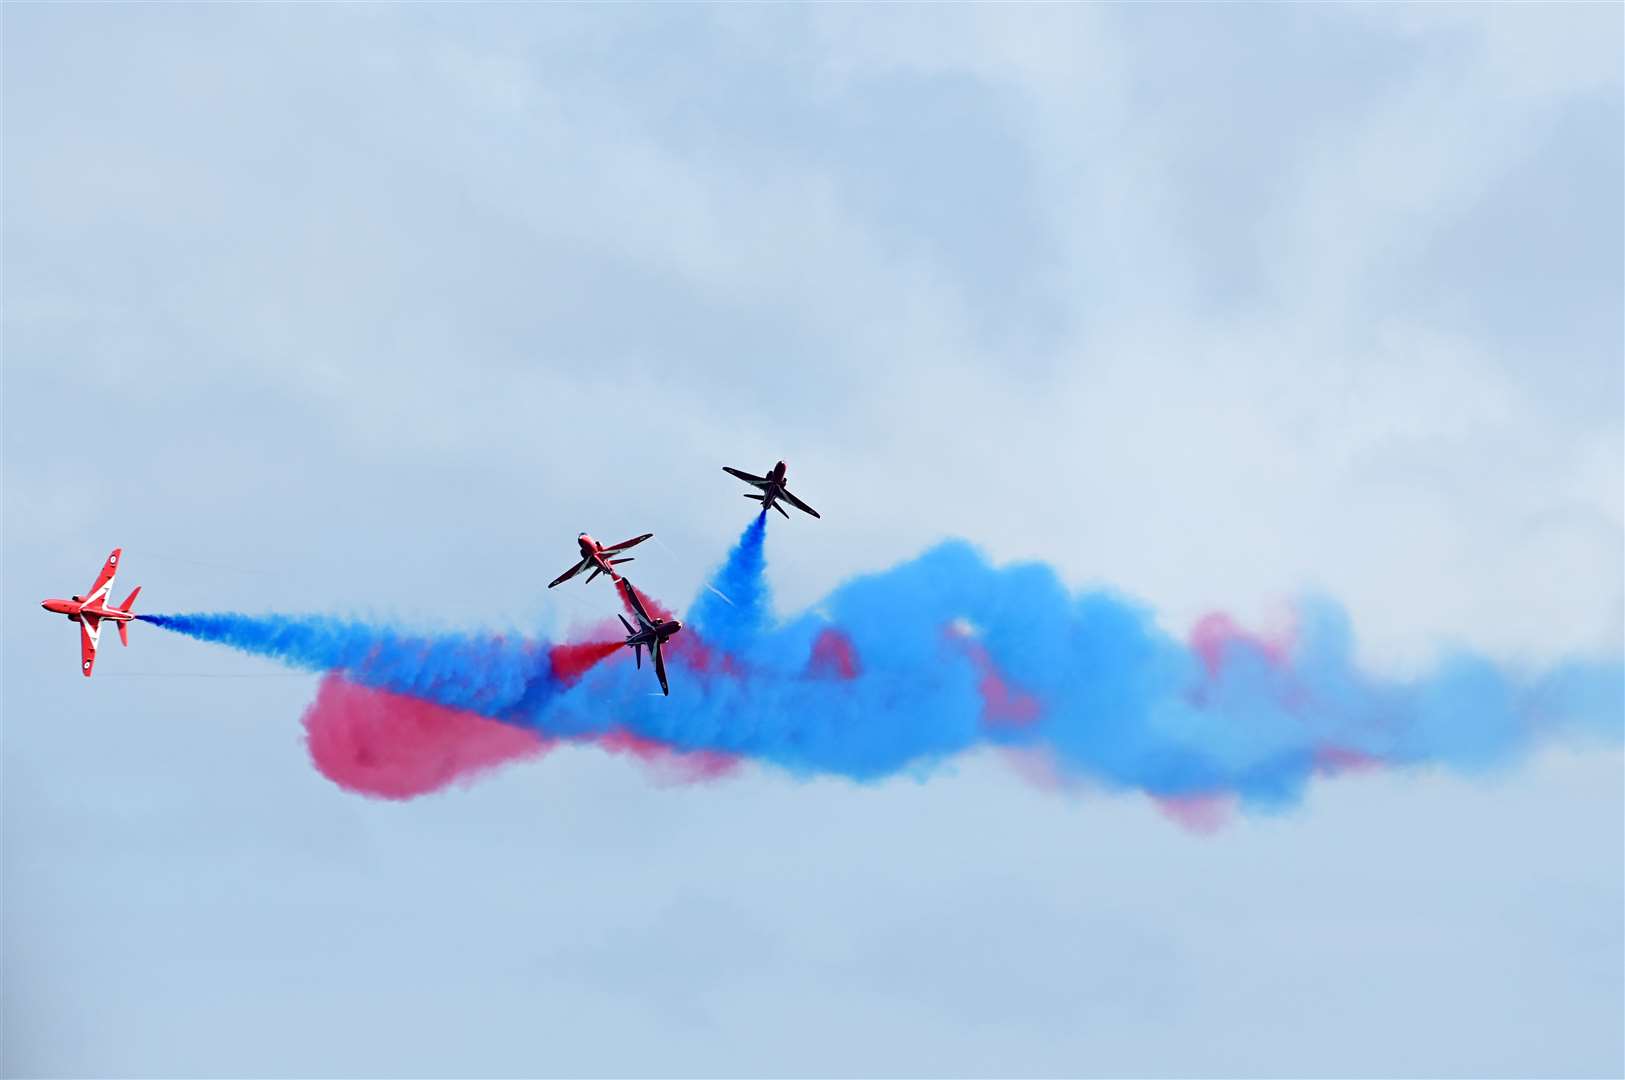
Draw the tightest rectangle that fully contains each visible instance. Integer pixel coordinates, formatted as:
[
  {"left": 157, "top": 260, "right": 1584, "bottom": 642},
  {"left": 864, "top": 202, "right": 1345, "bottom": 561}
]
[
  {"left": 140, "top": 517, "right": 1624, "bottom": 814},
  {"left": 687, "top": 510, "right": 769, "bottom": 652},
  {"left": 138, "top": 611, "right": 561, "bottom": 716}
]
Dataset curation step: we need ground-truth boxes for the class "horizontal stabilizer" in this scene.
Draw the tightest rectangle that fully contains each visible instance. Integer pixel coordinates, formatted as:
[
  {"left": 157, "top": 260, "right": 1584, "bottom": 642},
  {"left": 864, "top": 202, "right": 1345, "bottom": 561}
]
[
  {"left": 117, "top": 620, "right": 129, "bottom": 647},
  {"left": 744, "top": 493, "right": 764, "bottom": 502},
  {"left": 118, "top": 586, "right": 141, "bottom": 612},
  {"left": 610, "top": 557, "right": 634, "bottom": 565}
]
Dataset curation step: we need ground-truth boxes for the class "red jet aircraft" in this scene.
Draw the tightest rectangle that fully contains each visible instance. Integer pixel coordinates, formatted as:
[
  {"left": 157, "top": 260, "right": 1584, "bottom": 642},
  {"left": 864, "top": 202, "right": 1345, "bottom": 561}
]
[
  {"left": 617, "top": 579, "right": 683, "bottom": 696},
  {"left": 41, "top": 548, "right": 141, "bottom": 677},
  {"left": 724, "top": 460, "right": 821, "bottom": 519},
  {"left": 548, "top": 531, "right": 653, "bottom": 588}
]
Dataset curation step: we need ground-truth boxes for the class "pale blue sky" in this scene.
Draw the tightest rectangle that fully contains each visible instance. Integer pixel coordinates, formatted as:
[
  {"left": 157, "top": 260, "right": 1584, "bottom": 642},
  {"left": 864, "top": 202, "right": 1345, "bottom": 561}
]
[{"left": 4, "top": 5, "right": 1621, "bottom": 1077}]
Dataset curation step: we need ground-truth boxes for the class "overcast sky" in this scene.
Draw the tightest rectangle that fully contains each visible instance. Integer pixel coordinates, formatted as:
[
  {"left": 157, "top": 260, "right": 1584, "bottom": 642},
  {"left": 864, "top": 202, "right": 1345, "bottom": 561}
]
[{"left": 4, "top": 5, "right": 1621, "bottom": 1078}]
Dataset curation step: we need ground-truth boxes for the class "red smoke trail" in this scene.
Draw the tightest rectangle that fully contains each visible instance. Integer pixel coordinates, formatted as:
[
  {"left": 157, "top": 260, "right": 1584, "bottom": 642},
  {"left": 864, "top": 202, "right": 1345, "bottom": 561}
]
[
  {"left": 299, "top": 632, "right": 747, "bottom": 798},
  {"left": 303, "top": 674, "right": 553, "bottom": 799},
  {"left": 302, "top": 639, "right": 621, "bottom": 798},
  {"left": 1154, "top": 793, "right": 1235, "bottom": 834},
  {"left": 1189, "top": 611, "right": 1292, "bottom": 677},
  {"left": 1190, "top": 611, "right": 1392, "bottom": 788},
  {"left": 595, "top": 728, "right": 741, "bottom": 784},
  {"left": 807, "top": 628, "right": 861, "bottom": 680},
  {"left": 1312, "top": 745, "right": 1384, "bottom": 777},
  {"left": 946, "top": 626, "right": 1042, "bottom": 730},
  {"left": 551, "top": 639, "right": 622, "bottom": 682},
  {"left": 617, "top": 578, "right": 674, "bottom": 621}
]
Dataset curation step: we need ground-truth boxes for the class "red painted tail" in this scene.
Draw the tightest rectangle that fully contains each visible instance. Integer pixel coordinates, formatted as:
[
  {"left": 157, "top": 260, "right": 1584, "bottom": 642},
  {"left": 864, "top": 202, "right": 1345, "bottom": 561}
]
[{"left": 116, "top": 587, "right": 139, "bottom": 647}]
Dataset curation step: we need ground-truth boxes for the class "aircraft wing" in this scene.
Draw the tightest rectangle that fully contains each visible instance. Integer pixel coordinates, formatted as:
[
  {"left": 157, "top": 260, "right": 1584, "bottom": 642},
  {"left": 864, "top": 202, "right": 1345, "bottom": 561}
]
[
  {"left": 604, "top": 532, "right": 653, "bottom": 553},
  {"left": 652, "top": 641, "right": 670, "bottom": 696},
  {"left": 724, "top": 466, "right": 770, "bottom": 488},
  {"left": 84, "top": 548, "right": 121, "bottom": 605},
  {"left": 79, "top": 615, "right": 101, "bottom": 677},
  {"left": 548, "top": 557, "right": 589, "bottom": 589},
  {"left": 780, "top": 488, "right": 821, "bottom": 519},
  {"left": 621, "top": 581, "right": 654, "bottom": 627}
]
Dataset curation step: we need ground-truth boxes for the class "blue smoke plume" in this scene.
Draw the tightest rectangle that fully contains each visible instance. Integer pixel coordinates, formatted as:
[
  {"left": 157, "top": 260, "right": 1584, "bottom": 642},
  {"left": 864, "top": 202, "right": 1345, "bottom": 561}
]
[
  {"left": 138, "top": 612, "right": 556, "bottom": 717},
  {"left": 686, "top": 510, "right": 769, "bottom": 653}
]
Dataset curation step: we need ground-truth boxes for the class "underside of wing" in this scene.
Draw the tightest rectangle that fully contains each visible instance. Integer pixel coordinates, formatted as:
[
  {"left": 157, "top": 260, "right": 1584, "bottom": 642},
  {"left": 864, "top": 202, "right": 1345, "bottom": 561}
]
[
  {"left": 84, "top": 548, "right": 121, "bottom": 605},
  {"left": 621, "top": 580, "right": 654, "bottom": 626},
  {"left": 780, "top": 488, "right": 821, "bottom": 519},
  {"left": 548, "top": 558, "right": 588, "bottom": 588},
  {"left": 653, "top": 642, "right": 669, "bottom": 696},
  {"left": 604, "top": 532, "right": 653, "bottom": 553},
  {"left": 79, "top": 617, "right": 100, "bottom": 676},
  {"left": 724, "top": 466, "right": 769, "bottom": 487}
]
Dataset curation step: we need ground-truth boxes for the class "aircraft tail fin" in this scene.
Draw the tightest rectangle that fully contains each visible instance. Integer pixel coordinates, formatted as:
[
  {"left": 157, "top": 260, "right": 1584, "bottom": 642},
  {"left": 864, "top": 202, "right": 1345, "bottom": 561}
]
[
  {"left": 115, "top": 587, "right": 139, "bottom": 646},
  {"left": 744, "top": 493, "right": 764, "bottom": 502},
  {"left": 618, "top": 614, "right": 635, "bottom": 634},
  {"left": 609, "top": 557, "right": 634, "bottom": 565},
  {"left": 586, "top": 567, "right": 603, "bottom": 583}
]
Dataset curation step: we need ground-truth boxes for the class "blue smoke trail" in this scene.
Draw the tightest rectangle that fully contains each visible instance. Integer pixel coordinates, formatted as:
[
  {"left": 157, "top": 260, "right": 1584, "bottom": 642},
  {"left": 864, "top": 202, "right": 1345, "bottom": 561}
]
[
  {"left": 141, "top": 521, "right": 1625, "bottom": 807},
  {"left": 137, "top": 612, "right": 553, "bottom": 717},
  {"left": 687, "top": 510, "right": 768, "bottom": 653}
]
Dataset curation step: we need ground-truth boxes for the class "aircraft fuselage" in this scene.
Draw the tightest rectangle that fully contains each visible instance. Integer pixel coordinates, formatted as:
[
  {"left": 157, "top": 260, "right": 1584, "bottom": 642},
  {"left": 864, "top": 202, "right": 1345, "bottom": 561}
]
[
  {"left": 624, "top": 618, "right": 682, "bottom": 650},
  {"left": 577, "top": 533, "right": 618, "bottom": 577},
  {"left": 41, "top": 596, "right": 132, "bottom": 624}
]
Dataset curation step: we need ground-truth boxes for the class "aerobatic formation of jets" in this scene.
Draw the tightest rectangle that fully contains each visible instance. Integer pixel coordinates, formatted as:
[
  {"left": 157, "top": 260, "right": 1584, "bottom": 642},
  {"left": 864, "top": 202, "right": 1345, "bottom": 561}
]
[{"left": 43, "top": 461, "right": 819, "bottom": 695}]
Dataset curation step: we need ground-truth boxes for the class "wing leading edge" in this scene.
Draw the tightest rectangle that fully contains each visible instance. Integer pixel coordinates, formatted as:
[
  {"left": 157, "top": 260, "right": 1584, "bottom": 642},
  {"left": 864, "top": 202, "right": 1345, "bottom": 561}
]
[
  {"left": 85, "top": 548, "right": 121, "bottom": 606},
  {"left": 652, "top": 641, "right": 669, "bottom": 695},
  {"left": 548, "top": 557, "right": 590, "bottom": 589},
  {"left": 603, "top": 533, "right": 653, "bottom": 553},
  {"left": 780, "top": 488, "right": 821, "bottom": 519},
  {"left": 79, "top": 616, "right": 101, "bottom": 677}
]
